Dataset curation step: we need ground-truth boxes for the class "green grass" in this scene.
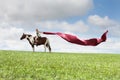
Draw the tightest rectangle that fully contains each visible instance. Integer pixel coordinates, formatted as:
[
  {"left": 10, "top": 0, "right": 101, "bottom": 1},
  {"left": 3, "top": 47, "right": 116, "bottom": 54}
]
[{"left": 0, "top": 50, "right": 120, "bottom": 80}]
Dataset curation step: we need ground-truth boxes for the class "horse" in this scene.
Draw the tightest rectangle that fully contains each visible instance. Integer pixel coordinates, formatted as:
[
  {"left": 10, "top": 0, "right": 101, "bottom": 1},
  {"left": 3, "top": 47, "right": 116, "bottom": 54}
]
[{"left": 20, "top": 33, "right": 51, "bottom": 52}]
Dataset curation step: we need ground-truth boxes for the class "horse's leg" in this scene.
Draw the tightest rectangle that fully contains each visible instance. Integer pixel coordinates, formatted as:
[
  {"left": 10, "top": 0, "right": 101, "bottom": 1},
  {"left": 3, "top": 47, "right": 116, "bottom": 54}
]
[
  {"left": 44, "top": 39, "right": 48, "bottom": 52},
  {"left": 48, "top": 44, "right": 51, "bottom": 53},
  {"left": 46, "top": 39, "right": 51, "bottom": 53},
  {"left": 44, "top": 45, "right": 46, "bottom": 52},
  {"left": 32, "top": 45, "right": 35, "bottom": 52},
  {"left": 33, "top": 47, "right": 35, "bottom": 52},
  {"left": 47, "top": 44, "right": 51, "bottom": 52}
]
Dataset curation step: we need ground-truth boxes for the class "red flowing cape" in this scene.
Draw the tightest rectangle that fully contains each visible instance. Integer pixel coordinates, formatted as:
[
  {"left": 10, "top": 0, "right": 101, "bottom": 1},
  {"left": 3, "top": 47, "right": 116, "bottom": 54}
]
[{"left": 43, "top": 30, "right": 108, "bottom": 46}]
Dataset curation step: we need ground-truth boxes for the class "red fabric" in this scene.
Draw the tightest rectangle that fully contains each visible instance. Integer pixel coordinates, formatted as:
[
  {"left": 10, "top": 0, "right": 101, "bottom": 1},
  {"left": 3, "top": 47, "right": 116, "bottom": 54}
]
[{"left": 43, "top": 30, "right": 108, "bottom": 46}]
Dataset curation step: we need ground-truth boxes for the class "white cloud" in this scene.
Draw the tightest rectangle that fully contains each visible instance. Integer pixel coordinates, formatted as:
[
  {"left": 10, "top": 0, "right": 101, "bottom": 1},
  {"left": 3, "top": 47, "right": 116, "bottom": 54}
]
[
  {"left": 96, "top": 38, "right": 120, "bottom": 53},
  {"left": 0, "top": 23, "right": 25, "bottom": 50},
  {"left": 0, "top": 0, "right": 93, "bottom": 21},
  {"left": 88, "top": 15, "right": 117, "bottom": 27},
  {"left": 37, "top": 20, "right": 88, "bottom": 32},
  {"left": 0, "top": 27, "right": 24, "bottom": 40},
  {"left": 88, "top": 15, "right": 120, "bottom": 37},
  {"left": 0, "top": 0, "right": 93, "bottom": 33}
]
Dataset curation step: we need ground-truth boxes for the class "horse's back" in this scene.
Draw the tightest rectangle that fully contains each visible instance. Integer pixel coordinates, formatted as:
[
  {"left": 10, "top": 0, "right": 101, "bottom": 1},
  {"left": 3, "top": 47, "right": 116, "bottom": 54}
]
[{"left": 37, "top": 37, "right": 48, "bottom": 45}]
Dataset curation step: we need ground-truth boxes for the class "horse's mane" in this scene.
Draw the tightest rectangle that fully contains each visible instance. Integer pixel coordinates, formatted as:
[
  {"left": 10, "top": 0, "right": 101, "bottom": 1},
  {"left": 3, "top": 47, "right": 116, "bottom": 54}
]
[{"left": 25, "top": 34, "right": 32, "bottom": 37}]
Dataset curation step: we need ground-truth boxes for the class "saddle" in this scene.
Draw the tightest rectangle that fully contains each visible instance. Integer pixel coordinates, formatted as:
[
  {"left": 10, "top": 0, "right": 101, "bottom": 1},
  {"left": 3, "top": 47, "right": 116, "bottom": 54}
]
[
  {"left": 34, "top": 36, "right": 38, "bottom": 45},
  {"left": 34, "top": 36, "right": 42, "bottom": 46}
]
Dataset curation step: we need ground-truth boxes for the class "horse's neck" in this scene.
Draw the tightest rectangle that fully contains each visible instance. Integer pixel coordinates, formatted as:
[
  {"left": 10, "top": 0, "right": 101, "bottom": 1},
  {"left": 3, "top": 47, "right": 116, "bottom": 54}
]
[{"left": 27, "top": 36, "right": 34, "bottom": 45}]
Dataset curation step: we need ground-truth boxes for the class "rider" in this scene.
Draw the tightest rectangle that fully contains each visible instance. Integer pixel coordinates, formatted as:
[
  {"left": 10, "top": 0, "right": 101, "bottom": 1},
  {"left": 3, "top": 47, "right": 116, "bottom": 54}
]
[
  {"left": 35, "top": 29, "right": 42, "bottom": 44},
  {"left": 36, "top": 28, "right": 41, "bottom": 38}
]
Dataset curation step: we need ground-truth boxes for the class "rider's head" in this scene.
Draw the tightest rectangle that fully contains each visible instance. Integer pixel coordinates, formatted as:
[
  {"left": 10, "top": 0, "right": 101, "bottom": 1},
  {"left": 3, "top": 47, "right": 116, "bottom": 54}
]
[{"left": 36, "top": 29, "right": 39, "bottom": 32}]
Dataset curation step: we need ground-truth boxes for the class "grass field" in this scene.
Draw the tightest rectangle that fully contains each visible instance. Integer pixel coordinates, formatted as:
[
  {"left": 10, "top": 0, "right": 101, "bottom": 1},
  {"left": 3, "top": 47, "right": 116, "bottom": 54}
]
[{"left": 0, "top": 50, "right": 120, "bottom": 80}]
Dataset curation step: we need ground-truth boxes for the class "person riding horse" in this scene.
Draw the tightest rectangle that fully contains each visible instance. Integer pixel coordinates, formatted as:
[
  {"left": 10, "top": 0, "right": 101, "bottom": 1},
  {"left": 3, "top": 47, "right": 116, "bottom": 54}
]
[
  {"left": 20, "top": 32, "right": 51, "bottom": 52},
  {"left": 35, "top": 29, "right": 43, "bottom": 45}
]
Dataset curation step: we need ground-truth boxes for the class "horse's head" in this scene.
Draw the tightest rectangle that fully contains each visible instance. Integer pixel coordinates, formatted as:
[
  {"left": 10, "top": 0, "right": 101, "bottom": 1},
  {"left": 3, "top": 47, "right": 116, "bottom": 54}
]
[
  {"left": 20, "top": 33, "right": 32, "bottom": 40},
  {"left": 20, "top": 33, "right": 27, "bottom": 40}
]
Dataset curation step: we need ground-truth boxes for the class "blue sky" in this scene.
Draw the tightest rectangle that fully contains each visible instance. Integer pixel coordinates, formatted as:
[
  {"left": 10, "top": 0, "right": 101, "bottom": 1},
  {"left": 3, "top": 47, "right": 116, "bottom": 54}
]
[
  {"left": 93, "top": 0, "right": 120, "bottom": 21},
  {"left": 0, "top": 0, "right": 120, "bottom": 53},
  {"left": 66, "top": 0, "right": 120, "bottom": 22}
]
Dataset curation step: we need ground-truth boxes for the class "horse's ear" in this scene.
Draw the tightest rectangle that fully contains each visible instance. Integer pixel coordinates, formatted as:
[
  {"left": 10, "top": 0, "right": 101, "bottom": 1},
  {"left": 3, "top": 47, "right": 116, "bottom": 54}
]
[{"left": 23, "top": 33, "right": 24, "bottom": 35}]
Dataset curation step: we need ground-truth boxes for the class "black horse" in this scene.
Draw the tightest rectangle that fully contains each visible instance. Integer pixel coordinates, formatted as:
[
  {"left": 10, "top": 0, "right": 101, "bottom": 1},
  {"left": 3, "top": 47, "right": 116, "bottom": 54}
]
[{"left": 20, "top": 33, "right": 51, "bottom": 52}]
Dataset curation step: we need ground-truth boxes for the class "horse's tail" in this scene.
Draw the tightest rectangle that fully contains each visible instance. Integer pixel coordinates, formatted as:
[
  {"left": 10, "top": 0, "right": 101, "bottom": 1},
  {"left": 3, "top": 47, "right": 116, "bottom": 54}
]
[{"left": 46, "top": 38, "right": 51, "bottom": 52}]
